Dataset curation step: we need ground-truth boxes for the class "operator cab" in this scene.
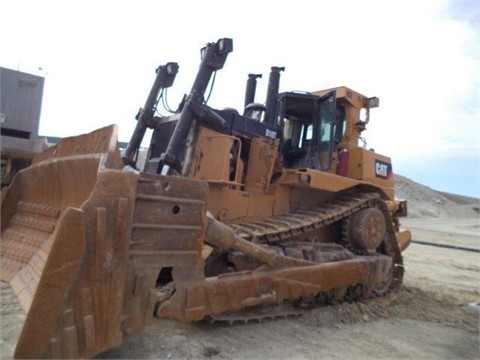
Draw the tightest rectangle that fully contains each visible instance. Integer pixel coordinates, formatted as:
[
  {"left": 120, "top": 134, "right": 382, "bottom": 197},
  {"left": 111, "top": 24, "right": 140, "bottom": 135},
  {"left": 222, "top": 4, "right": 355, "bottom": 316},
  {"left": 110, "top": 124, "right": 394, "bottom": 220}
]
[{"left": 277, "top": 91, "right": 336, "bottom": 170}]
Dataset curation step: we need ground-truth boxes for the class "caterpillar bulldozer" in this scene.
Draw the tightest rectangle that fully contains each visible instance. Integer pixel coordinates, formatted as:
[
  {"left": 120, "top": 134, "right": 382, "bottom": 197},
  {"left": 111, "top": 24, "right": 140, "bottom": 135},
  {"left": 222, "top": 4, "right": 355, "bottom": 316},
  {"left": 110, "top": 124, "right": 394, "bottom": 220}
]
[{"left": 0, "top": 38, "right": 411, "bottom": 359}]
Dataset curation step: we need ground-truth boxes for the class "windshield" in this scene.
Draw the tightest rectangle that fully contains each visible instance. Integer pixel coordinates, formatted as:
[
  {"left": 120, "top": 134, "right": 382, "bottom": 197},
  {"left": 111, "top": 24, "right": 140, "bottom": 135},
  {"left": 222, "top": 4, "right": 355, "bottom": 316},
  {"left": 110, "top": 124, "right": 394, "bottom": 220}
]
[{"left": 279, "top": 91, "right": 336, "bottom": 170}]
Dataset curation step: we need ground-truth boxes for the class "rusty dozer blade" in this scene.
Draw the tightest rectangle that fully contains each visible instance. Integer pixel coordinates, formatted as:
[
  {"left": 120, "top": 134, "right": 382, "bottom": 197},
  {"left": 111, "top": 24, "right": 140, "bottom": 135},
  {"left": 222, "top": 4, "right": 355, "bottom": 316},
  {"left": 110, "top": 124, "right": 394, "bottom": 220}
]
[
  {"left": 1, "top": 125, "right": 398, "bottom": 359},
  {"left": 1, "top": 125, "right": 209, "bottom": 358}
]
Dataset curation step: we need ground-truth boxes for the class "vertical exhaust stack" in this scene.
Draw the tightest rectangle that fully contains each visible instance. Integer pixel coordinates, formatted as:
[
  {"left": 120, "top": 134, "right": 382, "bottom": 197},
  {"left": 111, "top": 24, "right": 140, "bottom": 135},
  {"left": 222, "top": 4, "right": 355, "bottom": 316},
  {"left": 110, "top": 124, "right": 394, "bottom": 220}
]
[
  {"left": 244, "top": 74, "right": 266, "bottom": 121},
  {"left": 263, "top": 66, "right": 285, "bottom": 127},
  {"left": 244, "top": 73, "right": 262, "bottom": 110}
]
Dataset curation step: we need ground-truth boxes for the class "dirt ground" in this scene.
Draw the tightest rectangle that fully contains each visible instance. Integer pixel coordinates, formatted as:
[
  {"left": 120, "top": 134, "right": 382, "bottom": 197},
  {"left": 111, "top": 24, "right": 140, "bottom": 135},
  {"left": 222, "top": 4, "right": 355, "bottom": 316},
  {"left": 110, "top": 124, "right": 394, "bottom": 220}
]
[{"left": 1, "top": 209, "right": 479, "bottom": 359}]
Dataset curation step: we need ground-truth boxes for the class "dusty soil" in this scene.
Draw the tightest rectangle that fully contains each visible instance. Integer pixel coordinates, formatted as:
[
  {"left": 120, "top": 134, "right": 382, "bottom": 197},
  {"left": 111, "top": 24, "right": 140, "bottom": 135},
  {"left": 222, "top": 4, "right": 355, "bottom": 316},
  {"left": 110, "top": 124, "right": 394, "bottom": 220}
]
[{"left": 1, "top": 176, "right": 479, "bottom": 359}]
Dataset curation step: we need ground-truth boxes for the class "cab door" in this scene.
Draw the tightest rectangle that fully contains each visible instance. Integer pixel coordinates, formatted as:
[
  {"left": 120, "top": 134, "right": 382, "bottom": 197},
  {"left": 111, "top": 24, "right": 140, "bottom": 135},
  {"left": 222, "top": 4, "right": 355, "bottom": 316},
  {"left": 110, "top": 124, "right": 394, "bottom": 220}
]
[{"left": 279, "top": 91, "right": 336, "bottom": 170}]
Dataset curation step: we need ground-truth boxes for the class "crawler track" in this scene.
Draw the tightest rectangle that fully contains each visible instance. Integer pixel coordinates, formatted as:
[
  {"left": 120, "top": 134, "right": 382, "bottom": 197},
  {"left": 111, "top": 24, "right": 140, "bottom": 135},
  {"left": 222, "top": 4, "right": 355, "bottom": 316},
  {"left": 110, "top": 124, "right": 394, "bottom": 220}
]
[
  {"left": 227, "top": 193, "right": 381, "bottom": 244},
  {"left": 228, "top": 192, "right": 403, "bottom": 290},
  {"left": 209, "top": 192, "right": 405, "bottom": 324}
]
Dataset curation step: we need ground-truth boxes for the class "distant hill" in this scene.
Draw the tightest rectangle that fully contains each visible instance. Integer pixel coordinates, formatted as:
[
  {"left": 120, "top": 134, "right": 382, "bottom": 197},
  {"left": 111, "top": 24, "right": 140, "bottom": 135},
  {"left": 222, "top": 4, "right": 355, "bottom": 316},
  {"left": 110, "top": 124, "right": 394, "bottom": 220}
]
[{"left": 394, "top": 174, "right": 480, "bottom": 218}]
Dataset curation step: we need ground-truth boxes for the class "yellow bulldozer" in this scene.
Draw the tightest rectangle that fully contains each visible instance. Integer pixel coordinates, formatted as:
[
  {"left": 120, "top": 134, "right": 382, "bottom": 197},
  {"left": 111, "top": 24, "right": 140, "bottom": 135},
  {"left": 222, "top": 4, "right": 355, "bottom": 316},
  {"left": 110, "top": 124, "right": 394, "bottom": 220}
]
[{"left": 0, "top": 38, "right": 411, "bottom": 359}]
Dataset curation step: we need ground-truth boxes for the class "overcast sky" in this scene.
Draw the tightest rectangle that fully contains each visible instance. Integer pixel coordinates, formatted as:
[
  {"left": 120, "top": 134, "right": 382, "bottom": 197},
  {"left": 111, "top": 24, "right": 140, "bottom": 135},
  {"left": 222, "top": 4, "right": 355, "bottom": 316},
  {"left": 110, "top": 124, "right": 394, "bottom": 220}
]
[{"left": 1, "top": 0, "right": 479, "bottom": 197}]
